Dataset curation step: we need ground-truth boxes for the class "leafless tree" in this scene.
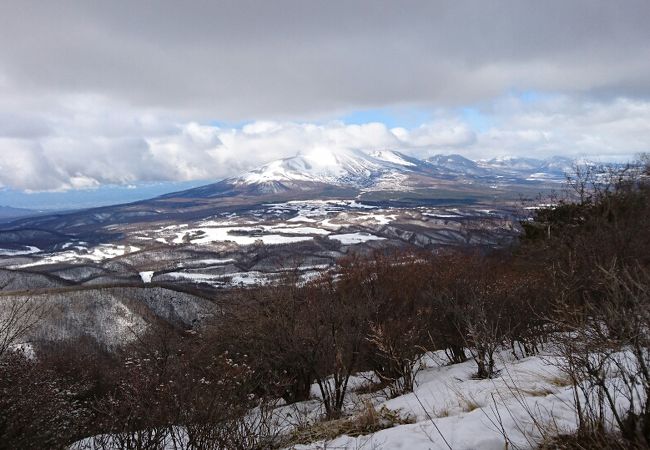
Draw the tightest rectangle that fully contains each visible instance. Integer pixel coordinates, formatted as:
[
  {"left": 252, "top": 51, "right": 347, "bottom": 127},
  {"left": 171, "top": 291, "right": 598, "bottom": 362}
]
[{"left": 0, "top": 297, "right": 47, "bottom": 358}]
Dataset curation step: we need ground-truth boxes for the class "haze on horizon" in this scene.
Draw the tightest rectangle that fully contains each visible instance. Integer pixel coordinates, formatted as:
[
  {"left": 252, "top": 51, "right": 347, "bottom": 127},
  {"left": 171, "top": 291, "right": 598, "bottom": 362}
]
[{"left": 0, "top": 0, "right": 649, "bottom": 208}]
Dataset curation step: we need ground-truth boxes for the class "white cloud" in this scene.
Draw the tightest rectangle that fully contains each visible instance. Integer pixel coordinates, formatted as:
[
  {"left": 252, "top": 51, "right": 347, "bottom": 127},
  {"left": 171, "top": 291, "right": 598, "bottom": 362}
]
[
  {"left": 0, "top": 95, "right": 648, "bottom": 192},
  {"left": 469, "top": 96, "right": 650, "bottom": 161},
  {"left": 397, "top": 121, "right": 476, "bottom": 148},
  {"left": 0, "top": 2, "right": 648, "bottom": 194}
]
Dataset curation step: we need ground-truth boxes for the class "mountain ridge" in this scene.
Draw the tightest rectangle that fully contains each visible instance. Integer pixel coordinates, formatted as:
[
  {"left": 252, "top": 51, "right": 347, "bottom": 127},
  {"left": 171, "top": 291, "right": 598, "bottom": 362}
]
[{"left": 160, "top": 150, "right": 577, "bottom": 200}]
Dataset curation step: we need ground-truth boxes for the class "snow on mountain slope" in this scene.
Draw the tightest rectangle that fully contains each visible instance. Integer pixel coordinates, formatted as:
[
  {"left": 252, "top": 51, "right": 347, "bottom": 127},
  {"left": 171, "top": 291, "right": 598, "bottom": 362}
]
[
  {"left": 369, "top": 150, "right": 418, "bottom": 167},
  {"left": 229, "top": 148, "right": 421, "bottom": 189},
  {"left": 537, "top": 156, "right": 575, "bottom": 174},
  {"left": 231, "top": 149, "right": 577, "bottom": 191},
  {"left": 160, "top": 150, "right": 582, "bottom": 200},
  {"left": 71, "top": 348, "right": 582, "bottom": 449},
  {"left": 427, "top": 154, "right": 489, "bottom": 176},
  {"left": 480, "top": 156, "right": 546, "bottom": 172},
  {"left": 478, "top": 156, "right": 575, "bottom": 177},
  {"left": 237, "top": 157, "right": 318, "bottom": 184}
]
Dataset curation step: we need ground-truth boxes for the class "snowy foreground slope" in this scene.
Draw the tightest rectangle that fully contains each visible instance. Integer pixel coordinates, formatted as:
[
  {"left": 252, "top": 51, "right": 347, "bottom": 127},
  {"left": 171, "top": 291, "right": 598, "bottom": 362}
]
[
  {"left": 71, "top": 349, "right": 582, "bottom": 450},
  {"left": 288, "top": 351, "right": 576, "bottom": 450}
]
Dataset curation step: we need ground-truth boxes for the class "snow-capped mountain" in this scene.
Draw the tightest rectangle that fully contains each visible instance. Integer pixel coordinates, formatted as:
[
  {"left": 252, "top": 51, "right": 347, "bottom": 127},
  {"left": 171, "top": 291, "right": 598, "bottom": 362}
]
[
  {"left": 223, "top": 148, "right": 432, "bottom": 194},
  {"left": 227, "top": 149, "right": 576, "bottom": 191},
  {"left": 368, "top": 150, "right": 422, "bottom": 168},
  {"left": 479, "top": 156, "right": 545, "bottom": 172},
  {"left": 228, "top": 149, "right": 580, "bottom": 189},
  {"left": 478, "top": 155, "right": 575, "bottom": 177},
  {"left": 232, "top": 148, "right": 387, "bottom": 186}
]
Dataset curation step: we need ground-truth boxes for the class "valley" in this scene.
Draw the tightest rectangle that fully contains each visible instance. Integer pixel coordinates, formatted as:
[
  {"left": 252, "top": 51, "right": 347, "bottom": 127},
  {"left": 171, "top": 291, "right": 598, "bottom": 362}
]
[{"left": 0, "top": 151, "right": 566, "bottom": 347}]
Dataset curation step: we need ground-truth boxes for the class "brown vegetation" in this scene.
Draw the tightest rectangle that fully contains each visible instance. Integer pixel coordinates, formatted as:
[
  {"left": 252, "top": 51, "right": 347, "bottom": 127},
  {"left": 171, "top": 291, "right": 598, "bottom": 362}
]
[{"left": 0, "top": 157, "right": 649, "bottom": 448}]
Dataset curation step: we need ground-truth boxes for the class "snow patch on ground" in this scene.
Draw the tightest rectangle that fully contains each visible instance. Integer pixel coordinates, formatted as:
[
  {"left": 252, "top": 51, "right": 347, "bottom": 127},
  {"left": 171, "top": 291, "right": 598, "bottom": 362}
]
[
  {"left": 0, "top": 245, "right": 40, "bottom": 256},
  {"left": 263, "top": 225, "right": 331, "bottom": 235},
  {"left": 361, "top": 213, "right": 396, "bottom": 225},
  {"left": 166, "top": 270, "right": 268, "bottom": 286},
  {"left": 266, "top": 199, "right": 376, "bottom": 219},
  {"left": 186, "top": 258, "right": 235, "bottom": 266},
  {"left": 173, "top": 226, "right": 315, "bottom": 246},
  {"left": 329, "top": 232, "right": 386, "bottom": 245},
  {"left": 287, "top": 215, "right": 318, "bottom": 223},
  {"left": 69, "top": 349, "right": 589, "bottom": 450},
  {"left": 139, "top": 271, "right": 154, "bottom": 283},
  {"left": 12, "top": 244, "right": 140, "bottom": 268}
]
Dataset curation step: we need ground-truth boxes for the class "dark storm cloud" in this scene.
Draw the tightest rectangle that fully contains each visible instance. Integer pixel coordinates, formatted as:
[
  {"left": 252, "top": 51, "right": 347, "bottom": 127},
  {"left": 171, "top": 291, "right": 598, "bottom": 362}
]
[{"left": 1, "top": 0, "right": 649, "bottom": 119}]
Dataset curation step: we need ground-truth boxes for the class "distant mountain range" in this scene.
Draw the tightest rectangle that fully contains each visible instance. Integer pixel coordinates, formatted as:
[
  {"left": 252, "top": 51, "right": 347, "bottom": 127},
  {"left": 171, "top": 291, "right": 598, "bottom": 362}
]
[
  {"left": 0, "top": 150, "right": 582, "bottom": 248},
  {"left": 161, "top": 149, "right": 576, "bottom": 199},
  {"left": 0, "top": 205, "right": 42, "bottom": 222}
]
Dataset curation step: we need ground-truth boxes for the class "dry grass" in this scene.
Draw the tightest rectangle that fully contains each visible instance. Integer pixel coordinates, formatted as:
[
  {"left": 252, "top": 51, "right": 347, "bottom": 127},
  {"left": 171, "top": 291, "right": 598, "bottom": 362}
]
[
  {"left": 459, "top": 398, "right": 481, "bottom": 412},
  {"left": 353, "top": 379, "right": 390, "bottom": 395},
  {"left": 433, "top": 407, "right": 452, "bottom": 418},
  {"left": 453, "top": 390, "right": 482, "bottom": 413},
  {"left": 282, "top": 402, "right": 414, "bottom": 447},
  {"left": 517, "top": 386, "right": 556, "bottom": 397},
  {"left": 538, "top": 430, "right": 643, "bottom": 450},
  {"left": 540, "top": 373, "right": 573, "bottom": 388}
]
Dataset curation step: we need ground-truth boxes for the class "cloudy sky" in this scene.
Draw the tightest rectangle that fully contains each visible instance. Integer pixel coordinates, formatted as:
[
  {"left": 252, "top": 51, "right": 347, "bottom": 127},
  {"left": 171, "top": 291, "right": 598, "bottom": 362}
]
[{"left": 1, "top": 0, "right": 649, "bottom": 207}]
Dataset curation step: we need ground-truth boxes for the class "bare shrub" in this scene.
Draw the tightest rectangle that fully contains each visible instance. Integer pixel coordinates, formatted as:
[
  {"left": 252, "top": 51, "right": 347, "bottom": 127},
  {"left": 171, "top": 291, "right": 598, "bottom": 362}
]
[
  {"left": 213, "top": 277, "right": 316, "bottom": 405},
  {"left": 426, "top": 253, "right": 511, "bottom": 379},
  {"left": 551, "top": 264, "right": 650, "bottom": 447},
  {"left": 344, "top": 252, "right": 432, "bottom": 397},
  {"left": 0, "top": 348, "right": 92, "bottom": 449},
  {"left": 90, "top": 324, "right": 272, "bottom": 450},
  {"left": 215, "top": 264, "right": 374, "bottom": 420}
]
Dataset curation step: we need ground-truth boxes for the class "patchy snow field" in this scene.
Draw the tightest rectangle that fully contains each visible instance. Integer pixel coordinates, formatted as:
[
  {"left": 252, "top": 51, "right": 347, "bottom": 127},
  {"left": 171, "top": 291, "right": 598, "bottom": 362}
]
[
  {"left": 141, "top": 203, "right": 392, "bottom": 248},
  {"left": 161, "top": 263, "right": 333, "bottom": 288},
  {"left": 171, "top": 226, "right": 315, "bottom": 246},
  {"left": 124, "top": 202, "right": 510, "bottom": 255},
  {"left": 11, "top": 244, "right": 141, "bottom": 268}
]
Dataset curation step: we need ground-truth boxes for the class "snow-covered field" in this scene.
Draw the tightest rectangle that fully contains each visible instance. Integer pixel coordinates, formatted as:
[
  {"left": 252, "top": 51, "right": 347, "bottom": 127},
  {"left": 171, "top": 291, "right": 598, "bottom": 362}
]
[
  {"left": 160, "top": 264, "right": 332, "bottom": 288},
  {"left": 329, "top": 232, "right": 386, "bottom": 245},
  {"left": 0, "top": 245, "right": 40, "bottom": 256},
  {"left": 171, "top": 226, "right": 315, "bottom": 246},
  {"left": 290, "top": 351, "right": 576, "bottom": 450},
  {"left": 164, "top": 270, "right": 268, "bottom": 286},
  {"left": 70, "top": 348, "right": 583, "bottom": 450}
]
